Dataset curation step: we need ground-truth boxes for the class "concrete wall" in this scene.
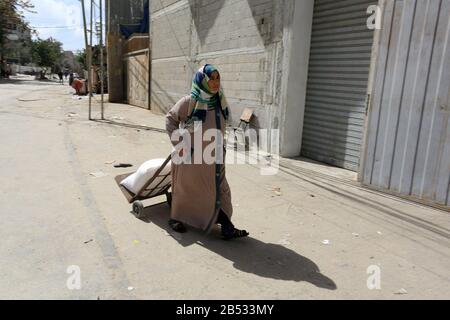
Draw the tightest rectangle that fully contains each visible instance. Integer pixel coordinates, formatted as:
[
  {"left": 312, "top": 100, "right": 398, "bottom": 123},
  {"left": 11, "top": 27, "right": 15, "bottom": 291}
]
[
  {"left": 106, "top": 0, "right": 147, "bottom": 103},
  {"left": 150, "top": 0, "right": 310, "bottom": 135},
  {"left": 150, "top": 0, "right": 193, "bottom": 112},
  {"left": 107, "top": 33, "right": 125, "bottom": 102},
  {"left": 278, "top": 0, "right": 314, "bottom": 157},
  {"left": 106, "top": 0, "right": 146, "bottom": 33}
]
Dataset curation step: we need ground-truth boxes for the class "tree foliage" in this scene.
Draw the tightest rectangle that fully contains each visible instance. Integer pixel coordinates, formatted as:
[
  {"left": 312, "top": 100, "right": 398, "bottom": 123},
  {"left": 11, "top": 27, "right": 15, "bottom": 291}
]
[
  {"left": 75, "top": 45, "right": 105, "bottom": 71},
  {"left": 75, "top": 49, "right": 86, "bottom": 70},
  {"left": 31, "top": 37, "right": 63, "bottom": 74}
]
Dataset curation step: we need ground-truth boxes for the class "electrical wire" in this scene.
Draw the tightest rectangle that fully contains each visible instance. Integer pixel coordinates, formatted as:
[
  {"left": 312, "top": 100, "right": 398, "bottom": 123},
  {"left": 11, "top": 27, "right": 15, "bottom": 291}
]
[{"left": 31, "top": 25, "right": 84, "bottom": 29}]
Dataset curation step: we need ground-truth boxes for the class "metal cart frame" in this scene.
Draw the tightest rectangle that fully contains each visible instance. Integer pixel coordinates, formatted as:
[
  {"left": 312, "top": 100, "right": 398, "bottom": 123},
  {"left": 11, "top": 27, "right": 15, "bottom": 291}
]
[{"left": 115, "top": 155, "right": 172, "bottom": 218}]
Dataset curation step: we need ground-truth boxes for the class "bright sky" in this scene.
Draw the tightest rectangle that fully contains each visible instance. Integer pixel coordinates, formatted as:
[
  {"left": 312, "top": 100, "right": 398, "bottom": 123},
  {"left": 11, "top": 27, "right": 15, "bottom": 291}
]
[{"left": 24, "top": 0, "right": 102, "bottom": 52}]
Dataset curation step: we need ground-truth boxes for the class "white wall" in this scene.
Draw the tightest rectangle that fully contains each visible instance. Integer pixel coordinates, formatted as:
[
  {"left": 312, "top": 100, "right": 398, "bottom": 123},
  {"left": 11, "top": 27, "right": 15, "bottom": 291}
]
[
  {"left": 278, "top": 0, "right": 314, "bottom": 157},
  {"left": 150, "top": 0, "right": 314, "bottom": 156},
  {"left": 150, "top": 0, "right": 279, "bottom": 131}
]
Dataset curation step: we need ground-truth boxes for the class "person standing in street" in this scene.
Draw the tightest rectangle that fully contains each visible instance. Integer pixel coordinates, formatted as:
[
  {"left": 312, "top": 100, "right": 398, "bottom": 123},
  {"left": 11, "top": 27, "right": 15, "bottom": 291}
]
[
  {"left": 58, "top": 71, "right": 64, "bottom": 84},
  {"left": 165, "top": 64, "right": 249, "bottom": 240}
]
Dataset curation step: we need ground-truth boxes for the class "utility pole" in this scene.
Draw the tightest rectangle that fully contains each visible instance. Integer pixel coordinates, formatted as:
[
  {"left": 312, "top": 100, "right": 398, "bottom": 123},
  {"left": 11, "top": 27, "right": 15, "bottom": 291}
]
[
  {"left": 148, "top": 1, "right": 151, "bottom": 110},
  {"left": 81, "top": 0, "right": 90, "bottom": 120},
  {"left": 88, "top": 0, "right": 93, "bottom": 120},
  {"left": 100, "top": 0, "right": 104, "bottom": 119},
  {"left": 81, "top": 0, "right": 89, "bottom": 53}
]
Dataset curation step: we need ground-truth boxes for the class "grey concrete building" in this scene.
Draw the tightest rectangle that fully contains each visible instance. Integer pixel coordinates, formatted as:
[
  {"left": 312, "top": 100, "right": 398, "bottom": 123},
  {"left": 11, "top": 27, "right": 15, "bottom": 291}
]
[{"left": 2, "top": 18, "right": 33, "bottom": 65}]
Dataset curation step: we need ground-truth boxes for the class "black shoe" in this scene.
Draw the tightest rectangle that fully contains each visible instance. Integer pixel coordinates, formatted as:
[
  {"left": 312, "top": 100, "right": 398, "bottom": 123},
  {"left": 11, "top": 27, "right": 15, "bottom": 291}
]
[
  {"left": 168, "top": 219, "right": 187, "bottom": 233},
  {"left": 221, "top": 225, "right": 249, "bottom": 240}
]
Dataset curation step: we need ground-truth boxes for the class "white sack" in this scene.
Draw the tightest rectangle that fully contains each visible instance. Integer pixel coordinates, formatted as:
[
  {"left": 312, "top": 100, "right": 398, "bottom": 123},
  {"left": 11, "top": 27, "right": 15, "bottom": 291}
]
[{"left": 120, "top": 158, "right": 171, "bottom": 195}]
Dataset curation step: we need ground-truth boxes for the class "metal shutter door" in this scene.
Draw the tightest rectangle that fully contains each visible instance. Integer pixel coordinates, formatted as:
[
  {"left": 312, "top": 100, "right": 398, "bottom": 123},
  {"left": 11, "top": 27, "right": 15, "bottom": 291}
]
[{"left": 301, "top": 0, "right": 376, "bottom": 171}]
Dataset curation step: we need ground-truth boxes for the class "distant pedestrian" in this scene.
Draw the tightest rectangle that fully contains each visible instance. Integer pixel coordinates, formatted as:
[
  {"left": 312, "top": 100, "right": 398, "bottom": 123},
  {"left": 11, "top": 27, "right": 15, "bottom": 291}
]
[
  {"left": 58, "top": 71, "right": 64, "bottom": 84},
  {"left": 69, "top": 72, "right": 74, "bottom": 86},
  {"left": 5, "top": 64, "right": 11, "bottom": 78},
  {"left": 0, "top": 60, "right": 6, "bottom": 78}
]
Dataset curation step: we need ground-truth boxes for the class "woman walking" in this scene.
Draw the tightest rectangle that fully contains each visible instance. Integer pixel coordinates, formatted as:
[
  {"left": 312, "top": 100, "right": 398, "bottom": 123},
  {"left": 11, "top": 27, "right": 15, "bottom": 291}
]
[{"left": 165, "top": 64, "right": 249, "bottom": 240}]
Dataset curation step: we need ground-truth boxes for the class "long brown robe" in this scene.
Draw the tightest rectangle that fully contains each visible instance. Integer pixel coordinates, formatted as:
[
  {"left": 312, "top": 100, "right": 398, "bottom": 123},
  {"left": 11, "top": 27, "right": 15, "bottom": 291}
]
[{"left": 165, "top": 96, "right": 233, "bottom": 232}]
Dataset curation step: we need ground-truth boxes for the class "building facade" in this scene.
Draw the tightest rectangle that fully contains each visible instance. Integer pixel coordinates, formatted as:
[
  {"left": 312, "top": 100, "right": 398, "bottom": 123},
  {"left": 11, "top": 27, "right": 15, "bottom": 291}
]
[
  {"left": 2, "top": 18, "right": 32, "bottom": 65},
  {"left": 107, "top": 0, "right": 449, "bottom": 208}
]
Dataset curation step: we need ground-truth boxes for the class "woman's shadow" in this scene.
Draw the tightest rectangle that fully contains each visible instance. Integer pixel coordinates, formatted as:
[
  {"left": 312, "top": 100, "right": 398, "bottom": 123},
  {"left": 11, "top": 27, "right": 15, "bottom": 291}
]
[{"left": 138, "top": 202, "right": 337, "bottom": 290}]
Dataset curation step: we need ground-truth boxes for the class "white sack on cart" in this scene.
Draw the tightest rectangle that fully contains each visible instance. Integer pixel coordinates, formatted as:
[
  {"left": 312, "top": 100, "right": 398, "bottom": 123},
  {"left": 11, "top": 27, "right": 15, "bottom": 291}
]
[{"left": 120, "top": 158, "right": 171, "bottom": 195}]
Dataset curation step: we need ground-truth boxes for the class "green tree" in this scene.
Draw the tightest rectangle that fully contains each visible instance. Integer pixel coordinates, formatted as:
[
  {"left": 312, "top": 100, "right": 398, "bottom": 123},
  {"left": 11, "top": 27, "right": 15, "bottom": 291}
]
[
  {"left": 75, "top": 45, "right": 105, "bottom": 71},
  {"left": 75, "top": 49, "right": 86, "bottom": 70},
  {"left": 31, "top": 37, "right": 63, "bottom": 78}
]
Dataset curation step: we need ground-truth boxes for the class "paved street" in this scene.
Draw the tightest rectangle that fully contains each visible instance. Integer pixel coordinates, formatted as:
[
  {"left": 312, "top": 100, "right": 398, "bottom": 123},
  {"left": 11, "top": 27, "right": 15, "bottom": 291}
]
[{"left": 0, "top": 76, "right": 449, "bottom": 299}]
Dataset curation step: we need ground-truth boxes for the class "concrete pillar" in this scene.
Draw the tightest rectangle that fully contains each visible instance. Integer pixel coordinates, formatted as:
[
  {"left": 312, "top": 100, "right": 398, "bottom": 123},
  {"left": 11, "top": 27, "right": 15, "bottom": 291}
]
[
  {"left": 107, "top": 33, "right": 124, "bottom": 103},
  {"left": 279, "top": 0, "right": 314, "bottom": 157}
]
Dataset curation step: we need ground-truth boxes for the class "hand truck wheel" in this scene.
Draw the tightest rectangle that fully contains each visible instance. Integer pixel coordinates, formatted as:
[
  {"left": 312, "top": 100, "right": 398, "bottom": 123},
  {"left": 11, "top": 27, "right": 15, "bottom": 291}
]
[{"left": 132, "top": 201, "right": 144, "bottom": 218}]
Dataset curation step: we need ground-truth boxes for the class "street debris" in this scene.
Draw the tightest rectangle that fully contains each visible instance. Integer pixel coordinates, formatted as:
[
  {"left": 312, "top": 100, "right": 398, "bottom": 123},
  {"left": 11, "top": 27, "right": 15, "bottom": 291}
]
[
  {"left": 133, "top": 240, "right": 140, "bottom": 245},
  {"left": 352, "top": 233, "right": 360, "bottom": 237},
  {"left": 267, "top": 186, "right": 282, "bottom": 196},
  {"left": 322, "top": 240, "right": 331, "bottom": 245},
  {"left": 67, "top": 112, "right": 78, "bottom": 118},
  {"left": 377, "top": 231, "right": 383, "bottom": 235},
  {"left": 84, "top": 239, "right": 93, "bottom": 244},
  {"left": 114, "top": 163, "right": 133, "bottom": 168},
  {"left": 310, "top": 194, "right": 315, "bottom": 198},
  {"left": 89, "top": 171, "right": 108, "bottom": 178},
  {"left": 104, "top": 160, "right": 115, "bottom": 164},
  {"left": 127, "top": 286, "right": 135, "bottom": 291},
  {"left": 395, "top": 288, "right": 408, "bottom": 295},
  {"left": 111, "top": 116, "right": 124, "bottom": 121}
]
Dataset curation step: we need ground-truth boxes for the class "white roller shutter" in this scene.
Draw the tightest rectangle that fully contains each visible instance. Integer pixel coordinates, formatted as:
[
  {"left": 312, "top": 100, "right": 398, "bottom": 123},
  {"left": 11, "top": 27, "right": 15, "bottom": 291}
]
[{"left": 301, "top": 0, "right": 376, "bottom": 171}]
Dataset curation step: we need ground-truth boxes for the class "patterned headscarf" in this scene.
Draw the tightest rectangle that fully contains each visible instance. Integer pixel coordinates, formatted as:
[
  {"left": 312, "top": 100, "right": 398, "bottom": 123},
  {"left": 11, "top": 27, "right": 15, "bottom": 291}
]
[{"left": 188, "top": 64, "right": 229, "bottom": 123}]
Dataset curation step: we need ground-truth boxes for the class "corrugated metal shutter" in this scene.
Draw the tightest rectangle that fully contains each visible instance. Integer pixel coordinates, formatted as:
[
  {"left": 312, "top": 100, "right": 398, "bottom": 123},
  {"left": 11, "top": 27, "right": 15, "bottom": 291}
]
[
  {"left": 301, "top": 0, "right": 376, "bottom": 171},
  {"left": 362, "top": 0, "right": 450, "bottom": 208}
]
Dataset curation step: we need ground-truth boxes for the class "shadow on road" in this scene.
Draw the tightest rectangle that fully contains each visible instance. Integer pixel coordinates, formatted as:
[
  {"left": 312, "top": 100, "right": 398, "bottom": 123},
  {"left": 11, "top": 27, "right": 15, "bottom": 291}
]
[
  {"left": 92, "top": 119, "right": 167, "bottom": 134},
  {"left": 0, "top": 77, "right": 61, "bottom": 86},
  {"left": 135, "top": 201, "right": 337, "bottom": 290}
]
